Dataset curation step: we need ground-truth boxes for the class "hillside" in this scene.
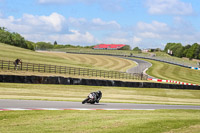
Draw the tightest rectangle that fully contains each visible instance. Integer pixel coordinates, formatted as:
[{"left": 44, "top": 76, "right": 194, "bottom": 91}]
[{"left": 0, "top": 43, "right": 136, "bottom": 72}]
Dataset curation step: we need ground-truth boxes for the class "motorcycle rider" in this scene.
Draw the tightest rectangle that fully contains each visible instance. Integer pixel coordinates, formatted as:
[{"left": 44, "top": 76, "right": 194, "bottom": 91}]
[
  {"left": 82, "top": 90, "right": 102, "bottom": 104},
  {"left": 92, "top": 90, "right": 102, "bottom": 103}
]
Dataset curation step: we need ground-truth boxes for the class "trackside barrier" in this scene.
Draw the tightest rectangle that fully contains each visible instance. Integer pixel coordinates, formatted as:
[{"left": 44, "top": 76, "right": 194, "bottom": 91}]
[
  {"left": 0, "top": 60, "right": 147, "bottom": 81},
  {"left": 0, "top": 75, "right": 199, "bottom": 90},
  {"left": 148, "top": 78, "right": 199, "bottom": 86},
  {"left": 191, "top": 67, "right": 200, "bottom": 70}
]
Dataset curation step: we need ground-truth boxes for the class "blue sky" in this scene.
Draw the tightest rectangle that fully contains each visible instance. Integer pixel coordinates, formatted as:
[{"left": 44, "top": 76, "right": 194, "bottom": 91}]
[{"left": 0, "top": 0, "right": 200, "bottom": 49}]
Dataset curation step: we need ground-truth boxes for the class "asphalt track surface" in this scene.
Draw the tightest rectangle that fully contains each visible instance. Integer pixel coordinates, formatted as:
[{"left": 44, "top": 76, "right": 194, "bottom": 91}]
[
  {"left": 0, "top": 56, "right": 198, "bottom": 110},
  {"left": 122, "top": 57, "right": 152, "bottom": 74},
  {"left": 0, "top": 99, "right": 199, "bottom": 110}
]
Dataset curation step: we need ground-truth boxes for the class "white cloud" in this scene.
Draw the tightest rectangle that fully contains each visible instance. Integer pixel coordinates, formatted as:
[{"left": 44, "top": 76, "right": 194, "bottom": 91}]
[
  {"left": 137, "top": 21, "right": 169, "bottom": 32},
  {"left": 0, "top": 11, "right": 199, "bottom": 48},
  {"left": 133, "top": 20, "right": 200, "bottom": 47},
  {"left": 133, "top": 36, "right": 142, "bottom": 44},
  {"left": 0, "top": 12, "right": 69, "bottom": 34},
  {"left": 146, "top": 0, "right": 194, "bottom": 15},
  {"left": 48, "top": 30, "right": 96, "bottom": 44},
  {"left": 0, "top": 12, "right": 99, "bottom": 45},
  {"left": 138, "top": 32, "right": 160, "bottom": 39},
  {"left": 22, "top": 30, "right": 97, "bottom": 45},
  {"left": 103, "top": 37, "right": 129, "bottom": 44},
  {"left": 68, "top": 17, "right": 120, "bottom": 31}
]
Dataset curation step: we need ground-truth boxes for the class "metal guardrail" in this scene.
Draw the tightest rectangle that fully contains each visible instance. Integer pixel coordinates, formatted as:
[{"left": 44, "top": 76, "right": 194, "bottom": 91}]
[{"left": 0, "top": 60, "right": 148, "bottom": 80}]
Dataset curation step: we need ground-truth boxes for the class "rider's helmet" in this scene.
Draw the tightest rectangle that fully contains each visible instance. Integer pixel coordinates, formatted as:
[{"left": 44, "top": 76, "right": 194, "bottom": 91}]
[{"left": 97, "top": 90, "right": 102, "bottom": 95}]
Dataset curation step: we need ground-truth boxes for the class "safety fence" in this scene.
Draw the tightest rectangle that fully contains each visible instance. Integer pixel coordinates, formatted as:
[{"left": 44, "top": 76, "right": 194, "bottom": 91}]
[{"left": 0, "top": 60, "right": 148, "bottom": 80}]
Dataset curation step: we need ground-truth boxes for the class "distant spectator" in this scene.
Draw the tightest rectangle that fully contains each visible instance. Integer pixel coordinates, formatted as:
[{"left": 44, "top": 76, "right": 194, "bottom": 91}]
[{"left": 14, "top": 59, "right": 22, "bottom": 70}]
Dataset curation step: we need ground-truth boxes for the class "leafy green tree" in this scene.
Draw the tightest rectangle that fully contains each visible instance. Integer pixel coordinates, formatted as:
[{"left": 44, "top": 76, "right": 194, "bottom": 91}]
[
  {"left": 174, "top": 46, "right": 184, "bottom": 57},
  {"left": 0, "top": 27, "right": 30, "bottom": 49},
  {"left": 0, "top": 28, "right": 12, "bottom": 44},
  {"left": 84, "top": 45, "right": 95, "bottom": 49},
  {"left": 171, "top": 43, "right": 183, "bottom": 57},
  {"left": 194, "top": 43, "right": 200, "bottom": 59},
  {"left": 36, "top": 42, "right": 53, "bottom": 50},
  {"left": 119, "top": 45, "right": 131, "bottom": 50},
  {"left": 132, "top": 47, "right": 141, "bottom": 51},
  {"left": 186, "top": 43, "right": 200, "bottom": 59},
  {"left": 182, "top": 45, "right": 191, "bottom": 57},
  {"left": 11, "top": 32, "right": 27, "bottom": 48},
  {"left": 164, "top": 43, "right": 174, "bottom": 52},
  {"left": 53, "top": 44, "right": 66, "bottom": 49},
  {"left": 164, "top": 43, "right": 184, "bottom": 57},
  {"left": 26, "top": 40, "right": 35, "bottom": 50}
]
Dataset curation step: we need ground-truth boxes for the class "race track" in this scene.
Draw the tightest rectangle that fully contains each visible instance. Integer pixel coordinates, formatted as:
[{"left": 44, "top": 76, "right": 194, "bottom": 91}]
[
  {"left": 122, "top": 57, "right": 152, "bottom": 74},
  {"left": 0, "top": 99, "right": 199, "bottom": 110}
]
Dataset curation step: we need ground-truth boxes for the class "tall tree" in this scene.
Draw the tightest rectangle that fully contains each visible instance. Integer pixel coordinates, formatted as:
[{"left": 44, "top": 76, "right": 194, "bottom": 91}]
[
  {"left": 186, "top": 43, "right": 200, "bottom": 59},
  {"left": 182, "top": 44, "right": 191, "bottom": 57},
  {"left": 54, "top": 41, "right": 57, "bottom": 45}
]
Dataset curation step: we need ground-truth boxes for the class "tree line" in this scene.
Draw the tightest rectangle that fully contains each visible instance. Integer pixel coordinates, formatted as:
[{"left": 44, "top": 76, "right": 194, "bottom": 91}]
[
  {"left": 0, "top": 27, "right": 35, "bottom": 50},
  {"left": 164, "top": 43, "right": 200, "bottom": 59},
  {"left": 0, "top": 27, "right": 142, "bottom": 51},
  {"left": 0, "top": 27, "right": 94, "bottom": 51},
  {"left": 1, "top": 27, "right": 199, "bottom": 60}
]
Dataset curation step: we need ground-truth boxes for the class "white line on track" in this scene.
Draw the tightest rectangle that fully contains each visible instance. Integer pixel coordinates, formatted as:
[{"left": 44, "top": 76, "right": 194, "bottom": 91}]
[{"left": 0, "top": 108, "right": 156, "bottom": 111}]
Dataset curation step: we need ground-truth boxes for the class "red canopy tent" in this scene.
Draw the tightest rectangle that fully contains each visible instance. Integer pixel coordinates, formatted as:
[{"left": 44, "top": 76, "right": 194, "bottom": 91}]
[{"left": 93, "top": 44, "right": 126, "bottom": 50}]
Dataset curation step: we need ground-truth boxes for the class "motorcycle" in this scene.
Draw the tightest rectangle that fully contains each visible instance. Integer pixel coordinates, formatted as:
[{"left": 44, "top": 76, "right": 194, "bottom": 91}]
[{"left": 82, "top": 93, "right": 97, "bottom": 104}]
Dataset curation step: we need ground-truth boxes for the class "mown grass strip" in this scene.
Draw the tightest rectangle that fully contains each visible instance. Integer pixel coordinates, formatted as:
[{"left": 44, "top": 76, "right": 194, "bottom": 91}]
[
  {"left": 0, "top": 83, "right": 199, "bottom": 105},
  {"left": 0, "top": 43, "right": 136, "bottom": 72},
  {"left": 142, "top": 58, "right": 200, "bottom": 85},
  {"left": 0, "top": 110, "right": 199, "bottom": 133}
]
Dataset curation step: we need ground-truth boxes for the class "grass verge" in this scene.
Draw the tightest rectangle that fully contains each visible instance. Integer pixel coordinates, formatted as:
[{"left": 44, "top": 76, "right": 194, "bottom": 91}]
[
  {"left": 142, "top": 58, "right": 200, "bottom": 85},
  {"left": 0, "top": 110, "right": 199, "bottom": 133},
  {"left": 0, "top": 83, "right": 199, "bottom": 105}
]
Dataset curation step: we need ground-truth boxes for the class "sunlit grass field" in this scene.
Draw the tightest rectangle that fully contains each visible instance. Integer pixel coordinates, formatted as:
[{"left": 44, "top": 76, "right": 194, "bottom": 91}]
[
  {"left": 0, "top": 83, "right": 199, "bottom": 105},
  {"left": 143, "top": 58, "right": 200, "bottom": 85},
  {"left": 1, "top": 43, "right": 200, "bottom": 84},
  {"left": 0, "top": 43, "right": 136, "bottom": 72},
  {"left": 54, "top": 48, "right": 198, "bottom": 67},
  {"left": 1, "top": 44, "right": 200, "bottom": 133},
  {"left": 42, "top": 51, "right": 136, "bottom": 71},
  {"left": 0, "top": 110, "right": 200, "bottom": 133}
]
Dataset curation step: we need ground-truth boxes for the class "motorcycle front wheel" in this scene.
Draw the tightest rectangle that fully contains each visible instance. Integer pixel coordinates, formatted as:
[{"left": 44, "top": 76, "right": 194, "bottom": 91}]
[{"left": 82, "top": 98, "right": 89, "bottom": 104}]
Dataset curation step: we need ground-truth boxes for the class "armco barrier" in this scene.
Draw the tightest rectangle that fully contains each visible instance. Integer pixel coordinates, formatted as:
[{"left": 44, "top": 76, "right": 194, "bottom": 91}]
[
  {"left": 191, "top": 67, "right": 200, "bottom": 70},
  {"left": 0, "top": 75, "right": 199, "bottom": 90}
]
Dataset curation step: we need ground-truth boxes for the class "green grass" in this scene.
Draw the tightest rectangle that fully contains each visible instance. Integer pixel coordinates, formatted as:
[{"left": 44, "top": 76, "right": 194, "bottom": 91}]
[
  {"left": 49, "top": 47, "right": 200, "bottom": 84},
  {"left": 0, "top": 83, "right": 199, "bottom": 105},
  {"left": 0, "top": 110, "right": 199, "bottom": 133},
  {"left": 55, "top": 48, "right": 198, "bottom": 67},
  {"left": 142, "top": 58, "right": 200, "bottom": 85},
  {"left": 0, "top": 43, "right": 136, "bottom": 72}
]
